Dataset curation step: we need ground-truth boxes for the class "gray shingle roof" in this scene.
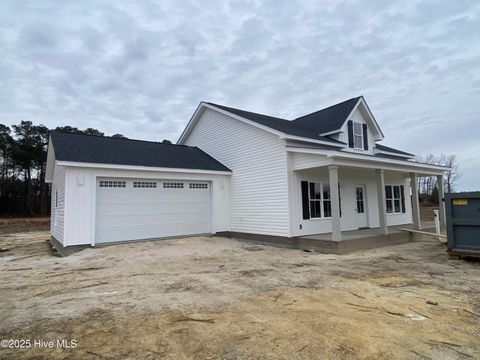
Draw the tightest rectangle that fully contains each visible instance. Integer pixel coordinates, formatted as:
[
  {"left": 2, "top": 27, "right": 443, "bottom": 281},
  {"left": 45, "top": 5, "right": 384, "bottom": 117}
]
[
  {"left": 50, "top": 131, "right": 231, "bottom": 172},
  {"left": 206, "top": 102, "right": 346, "bottom": 145},
  {"left": 375, "top": 144, "right": 414, "bottom": 157},
  {"left": 291, "top": 97, "right": 361, "bottom": 134}
]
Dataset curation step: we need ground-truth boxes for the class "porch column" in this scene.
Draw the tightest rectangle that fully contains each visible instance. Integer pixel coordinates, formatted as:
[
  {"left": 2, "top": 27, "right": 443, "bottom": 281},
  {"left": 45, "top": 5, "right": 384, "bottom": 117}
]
[
  {"left": 410, "top": 172, "right": 421, "bottom": 230},
  {"left": 437, "top": 174, "right": 446, "bottom": 228},
  {"left": 328, "top": 165, "right": 342, "bottom": 241},
  {"left": 375, "top": 169, "right": 388, "bottom": 235}
]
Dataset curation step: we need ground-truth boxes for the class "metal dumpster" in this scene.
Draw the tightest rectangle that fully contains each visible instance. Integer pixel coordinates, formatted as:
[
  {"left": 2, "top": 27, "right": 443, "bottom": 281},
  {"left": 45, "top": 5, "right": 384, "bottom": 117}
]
[{"left": 445, "top": 192, "right": 480, "bottom": 258}]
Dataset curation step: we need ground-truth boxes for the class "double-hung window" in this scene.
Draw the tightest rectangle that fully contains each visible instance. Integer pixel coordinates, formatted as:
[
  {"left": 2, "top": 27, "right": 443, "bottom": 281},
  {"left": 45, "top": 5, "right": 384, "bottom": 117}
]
[
  {"left": 385, "top": 185, "right": 402, "bottom": 214},
  {"left": 309, "top": 182, "right": 331, "bottom": 218},
  {"left": 353, "top": 122, "right": 363, "bottom": 149}
]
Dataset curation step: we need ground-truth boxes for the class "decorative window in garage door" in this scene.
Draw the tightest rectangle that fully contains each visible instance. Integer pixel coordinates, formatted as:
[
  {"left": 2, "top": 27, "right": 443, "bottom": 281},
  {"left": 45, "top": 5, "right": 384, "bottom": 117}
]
[
  {"left": 189, "top": 183, "right": 208, "bottom": 189},
  {"left": 99, "top": 180, "right": 126, "bottom": 188},
  {"left": 163, "top": 182, "right": 184, "bottom": 189},
  {"left": 133, "top": 181, "right": 157, "bottom": 188}
]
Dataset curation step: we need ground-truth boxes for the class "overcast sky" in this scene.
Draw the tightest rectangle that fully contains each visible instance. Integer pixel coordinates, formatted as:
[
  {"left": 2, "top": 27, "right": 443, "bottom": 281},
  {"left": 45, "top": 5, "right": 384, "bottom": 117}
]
[{"left": 1, "top": 0, "right": 479, "bottom": 190}]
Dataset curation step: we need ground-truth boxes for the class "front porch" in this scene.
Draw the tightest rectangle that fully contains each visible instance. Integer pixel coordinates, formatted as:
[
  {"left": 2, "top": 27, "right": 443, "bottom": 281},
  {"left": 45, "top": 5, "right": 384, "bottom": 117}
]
[
  {"left": 297, "top": 223, "right": 435, "bottom": 254},
  {"left": 288, "top": 148, "right": 448, "bottom": 244}
]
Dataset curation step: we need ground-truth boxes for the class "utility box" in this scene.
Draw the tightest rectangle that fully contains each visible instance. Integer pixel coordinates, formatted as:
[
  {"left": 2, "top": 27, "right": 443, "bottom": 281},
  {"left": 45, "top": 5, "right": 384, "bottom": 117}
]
[{"left": 445, "top": 192, "right": 480, "bottom": 258}]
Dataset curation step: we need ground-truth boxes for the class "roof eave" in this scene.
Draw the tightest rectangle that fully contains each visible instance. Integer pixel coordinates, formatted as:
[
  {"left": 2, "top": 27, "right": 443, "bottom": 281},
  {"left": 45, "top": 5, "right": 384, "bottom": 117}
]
[
  {"left": 374, "top": 149, "right": 415, "bottom": 159},
  {"left": 56, "top": 160, "right": 232, "bottom": 175}
]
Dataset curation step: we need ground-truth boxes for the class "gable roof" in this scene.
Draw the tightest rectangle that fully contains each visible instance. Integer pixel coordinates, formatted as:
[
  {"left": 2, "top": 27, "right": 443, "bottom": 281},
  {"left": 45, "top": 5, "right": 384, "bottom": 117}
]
[
  {"left": 205, "top": 102, "right": 346, "bottom": 146},
  {"left": 291, "top": 97, "right": 361, "bottom": 134},
  {"left": 50, "top": 131, "right": 231, "bottom": 172},
  {"left": 374, "top": 144, "right": 414, "bottom": 157}
]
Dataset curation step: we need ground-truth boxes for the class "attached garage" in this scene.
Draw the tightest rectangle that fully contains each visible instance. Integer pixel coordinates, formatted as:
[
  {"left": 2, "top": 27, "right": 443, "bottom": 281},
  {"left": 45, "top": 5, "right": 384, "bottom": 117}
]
[
  {"left": 45, "top": 131, "right": 231, "bottom": 253},
  {"left": 95, "top": 178, "right": 212, "bottom": 243}
]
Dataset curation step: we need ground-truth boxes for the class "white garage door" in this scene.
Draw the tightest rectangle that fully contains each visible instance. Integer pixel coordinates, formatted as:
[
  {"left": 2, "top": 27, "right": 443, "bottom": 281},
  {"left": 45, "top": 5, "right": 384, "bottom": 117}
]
[{"left": 95, "top": 178, "right": 211, "bottom": 244}]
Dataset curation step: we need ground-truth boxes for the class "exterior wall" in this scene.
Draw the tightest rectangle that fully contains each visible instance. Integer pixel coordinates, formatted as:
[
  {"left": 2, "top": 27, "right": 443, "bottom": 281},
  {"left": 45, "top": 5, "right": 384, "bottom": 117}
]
[
  {"left": 63, "top": 166, "right": 230, "bottom": 246},
  {"left": 50, "top": 163, "right": 66, "bottom": 244},
  {"left": 291, "top": 166, "right": 413, "bottom": 237},
  {"left": 183, "top": 108, "right": 290, "bottom": 236},
  {"left": 336, "top": 107, "right": 377, "bottom": 155}
]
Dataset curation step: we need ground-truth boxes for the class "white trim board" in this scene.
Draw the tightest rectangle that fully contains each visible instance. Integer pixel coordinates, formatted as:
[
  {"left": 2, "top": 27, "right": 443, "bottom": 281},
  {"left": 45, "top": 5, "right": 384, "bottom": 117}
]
[
  {"left": 287, "top": 147, "right": 450, "bottom": 174},
  {"left": 56, "top": 161, "right": 232, "bottom": 176}
]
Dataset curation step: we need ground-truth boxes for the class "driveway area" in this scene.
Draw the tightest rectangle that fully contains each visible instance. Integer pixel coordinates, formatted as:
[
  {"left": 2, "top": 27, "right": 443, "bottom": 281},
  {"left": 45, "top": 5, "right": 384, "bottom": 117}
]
[{"left": 1, "top": 231, "right": 479, "bottom": 359}]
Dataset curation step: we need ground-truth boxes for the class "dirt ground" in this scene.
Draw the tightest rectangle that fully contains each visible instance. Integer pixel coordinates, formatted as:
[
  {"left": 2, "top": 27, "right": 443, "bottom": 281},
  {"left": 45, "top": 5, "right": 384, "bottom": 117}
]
[
  {"left": 0, "top": 217, "right": 50, "bottom": 234},
  {"left": 0, "top": 231, "right": 479, "bottom": 359}
]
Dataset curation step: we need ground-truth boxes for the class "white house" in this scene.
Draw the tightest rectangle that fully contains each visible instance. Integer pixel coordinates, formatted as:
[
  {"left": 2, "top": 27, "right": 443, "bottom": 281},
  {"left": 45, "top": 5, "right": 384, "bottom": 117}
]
[{"left": 46, "top": 96, "right": 448, "bottom": 253}]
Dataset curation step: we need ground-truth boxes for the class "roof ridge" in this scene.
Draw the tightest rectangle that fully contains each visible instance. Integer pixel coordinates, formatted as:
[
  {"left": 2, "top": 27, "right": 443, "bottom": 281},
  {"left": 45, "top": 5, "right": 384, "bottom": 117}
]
[
  {"left": 206, "top": 102, "right": 290, "bottom": 122},
  {"left": 294, "top": 96, "right": 362, "bottom": 121},
  {"left": 51, "top": 130, "right": 186, "bottom": 147}
]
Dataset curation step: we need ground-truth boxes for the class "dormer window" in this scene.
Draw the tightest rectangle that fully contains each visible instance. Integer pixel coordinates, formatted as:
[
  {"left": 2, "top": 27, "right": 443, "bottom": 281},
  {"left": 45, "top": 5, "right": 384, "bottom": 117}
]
[{"left": 353, "top": 122, "right": 363, "bottom": 149}]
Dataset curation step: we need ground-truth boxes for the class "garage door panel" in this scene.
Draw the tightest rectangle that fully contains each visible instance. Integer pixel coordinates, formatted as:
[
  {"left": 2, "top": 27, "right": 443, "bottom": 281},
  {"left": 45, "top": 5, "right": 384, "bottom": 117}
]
[
  {"left": 95, "top": 178, "right": 211, "bottom": 244},
  {"left": 96, "top": 201, "right": 210, "bottom": 216},
  {"left": 97, "top": 212, "right": 211, "bottom": 228}
]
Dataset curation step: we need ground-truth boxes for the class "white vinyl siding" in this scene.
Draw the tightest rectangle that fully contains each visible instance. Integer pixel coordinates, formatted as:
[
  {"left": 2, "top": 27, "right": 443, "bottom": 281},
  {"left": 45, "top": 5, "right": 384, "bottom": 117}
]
[
  {"left": 63, "top": 167, "right": 230, "bottom": 246},
  {"left": 183, "top": 108, "right": 289, "bottom": 236},
  {"left": 50, "top": 163, "right": 66, "bottom": 243}
]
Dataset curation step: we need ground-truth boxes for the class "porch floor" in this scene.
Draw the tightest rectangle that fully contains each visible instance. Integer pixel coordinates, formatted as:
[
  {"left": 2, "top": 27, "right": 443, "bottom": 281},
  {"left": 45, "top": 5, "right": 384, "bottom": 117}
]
[
  {"left": 292, "top": 223, "right": 437, "bottom": 254},
  {"left": 301, "top": 223, "right": 434, "bottom": 242}
]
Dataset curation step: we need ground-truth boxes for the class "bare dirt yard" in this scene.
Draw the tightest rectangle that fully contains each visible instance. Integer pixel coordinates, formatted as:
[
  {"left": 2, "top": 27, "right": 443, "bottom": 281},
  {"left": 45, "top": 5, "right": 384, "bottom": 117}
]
[{"left": 0, "top": 230, "right": 479, "bottom": 359}]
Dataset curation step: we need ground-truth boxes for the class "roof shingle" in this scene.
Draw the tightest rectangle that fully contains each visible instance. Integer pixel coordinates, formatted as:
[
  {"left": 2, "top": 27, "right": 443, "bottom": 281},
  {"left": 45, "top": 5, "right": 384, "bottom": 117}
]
[
  {"left": 50, "top": 131, "right": 231, "bottom": 172},
  {"left": 374, "top": 144, "right": 414, "bottom": 157},
  {"left": 206, "top": 102, "right": 346, "bottom": 145},
  {"left": 291, "top": 97, "right": 361, "bottom": 134}
]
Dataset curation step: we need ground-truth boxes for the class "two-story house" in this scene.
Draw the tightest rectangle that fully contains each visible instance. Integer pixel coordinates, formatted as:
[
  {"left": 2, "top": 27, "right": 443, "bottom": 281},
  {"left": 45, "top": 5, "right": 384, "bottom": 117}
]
[{"left": 46, "top": 96, "right": 448, "bottom": 254}]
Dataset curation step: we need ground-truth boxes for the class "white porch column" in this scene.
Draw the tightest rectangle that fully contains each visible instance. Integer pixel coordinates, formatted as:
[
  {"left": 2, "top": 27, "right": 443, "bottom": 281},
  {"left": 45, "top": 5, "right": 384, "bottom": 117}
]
[
  {"left": 375, "top": 169, "right": 388, "bottom": 235},
  {"left": 328, "top": 165, "right": 342, "bottom": 241},
  {"left": 410, "top": 172, "right": 421, "bottom": 230},
  {"left": 437, "top": 174, "right": 446, "bottom": 228}
]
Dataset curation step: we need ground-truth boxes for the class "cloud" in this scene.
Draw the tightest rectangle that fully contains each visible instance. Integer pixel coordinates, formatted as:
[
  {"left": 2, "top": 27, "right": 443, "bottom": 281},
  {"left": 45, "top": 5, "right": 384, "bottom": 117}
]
[{"left": 0, "top": 0, "right": 479, "bottom": 189}]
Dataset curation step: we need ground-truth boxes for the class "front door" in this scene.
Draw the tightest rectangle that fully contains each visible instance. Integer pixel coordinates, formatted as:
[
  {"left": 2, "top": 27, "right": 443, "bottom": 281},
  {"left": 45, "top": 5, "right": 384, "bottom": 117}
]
[{"left": 355, "top": 185, "right": 368, "bottom": 228}]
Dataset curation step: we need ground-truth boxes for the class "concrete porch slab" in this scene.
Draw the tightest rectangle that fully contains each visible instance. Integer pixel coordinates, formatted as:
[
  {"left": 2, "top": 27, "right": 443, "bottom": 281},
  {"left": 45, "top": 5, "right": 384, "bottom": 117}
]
[{"left": 296, "top": 223, "right": 436, "bottom": 254}]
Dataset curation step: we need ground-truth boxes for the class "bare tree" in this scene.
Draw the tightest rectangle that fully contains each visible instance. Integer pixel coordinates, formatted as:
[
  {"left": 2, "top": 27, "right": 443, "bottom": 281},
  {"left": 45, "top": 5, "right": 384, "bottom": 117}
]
[
  {"left": 415, "top": 153, "right": 462, "bottom": 199},
  {"left": 442, "top": 154, "right": 461, "bottom": 192}
]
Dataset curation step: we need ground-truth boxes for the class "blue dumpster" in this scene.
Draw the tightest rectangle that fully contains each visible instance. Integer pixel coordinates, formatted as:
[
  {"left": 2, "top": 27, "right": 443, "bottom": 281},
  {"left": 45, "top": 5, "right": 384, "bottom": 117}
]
[{"left": 445, "top": 192, "right": 480, "bottom": 258}]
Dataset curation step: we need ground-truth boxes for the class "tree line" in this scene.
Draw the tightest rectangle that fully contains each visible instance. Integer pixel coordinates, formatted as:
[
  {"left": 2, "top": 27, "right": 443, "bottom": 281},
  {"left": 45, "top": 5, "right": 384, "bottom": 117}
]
[
  {"left": 0, "top": 120, "right": 462, "bottom": 217},
  {"left": 415, "top": 154, "right": 461, "bottom": 203},
  {"left": 0, "top": 121, "right": 127, "bottom": 216}
]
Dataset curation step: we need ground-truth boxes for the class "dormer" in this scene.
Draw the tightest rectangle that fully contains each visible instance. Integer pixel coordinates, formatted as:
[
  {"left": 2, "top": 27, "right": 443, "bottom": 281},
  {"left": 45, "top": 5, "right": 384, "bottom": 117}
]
[{"left": 313, "top": 97, "right": 384, "bottom": 155}]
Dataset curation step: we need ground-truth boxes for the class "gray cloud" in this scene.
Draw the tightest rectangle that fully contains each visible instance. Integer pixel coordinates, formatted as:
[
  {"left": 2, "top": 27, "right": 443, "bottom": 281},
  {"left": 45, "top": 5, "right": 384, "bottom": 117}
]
[{"left": 0, "top": 0, "right": 479, "bottom": 189}]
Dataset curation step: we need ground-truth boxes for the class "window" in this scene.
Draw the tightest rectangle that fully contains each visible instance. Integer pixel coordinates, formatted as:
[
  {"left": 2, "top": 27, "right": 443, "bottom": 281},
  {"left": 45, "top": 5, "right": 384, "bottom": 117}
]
[
  {"left": 356, "top": 187, "right": 365, "bottom": 213},
  {"left": 189, "top": 183, "right": 208, "bottom": 189},
  {"left": 353, "top": 122, "right": 363, "bottom": 149},
  {"left": 309, "top": 183, "right": 322, "bottom": 218},
  {"left": 163, "top": 182, "right": 184, "bottom": 189},
  {"left": 385, "top": 185, "right": 401, "bottom": 214},
  {"left": 55, "top": 189, "right": 58, "bottom": 208},
  {"left": 99, "top": 180, "right": 126, "bottom": 188},
  {"left": 133, "top": 181, "right": 157, "bottom": 188},
  {"left": 309, "top": 182, "right": 331, "bottom": 218}
]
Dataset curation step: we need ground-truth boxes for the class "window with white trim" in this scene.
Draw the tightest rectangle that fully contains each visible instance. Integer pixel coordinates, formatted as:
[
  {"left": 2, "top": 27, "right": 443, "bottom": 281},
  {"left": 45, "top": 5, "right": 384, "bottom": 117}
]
[
  {"left": 353, "top": 122, "right": 363, "bottom": 149},
  {"left": 163, "top": 182, "right": 184, "bottom": 189},
  {"left": 133, "top": 181, "right": 157, "bottom": 188},
  {"left": 189, "top": 183, "right": 208, "bottom": 189},
  {"left": 309, "top": 182, "right": 331, "bottom": 218},
  {"left": 385, "top": 185, "right": 401, "bottom": 214},
  {"left": 99, "top": 180, "right": 126, "bottom": 188}
]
